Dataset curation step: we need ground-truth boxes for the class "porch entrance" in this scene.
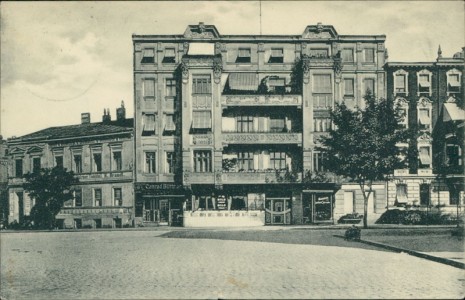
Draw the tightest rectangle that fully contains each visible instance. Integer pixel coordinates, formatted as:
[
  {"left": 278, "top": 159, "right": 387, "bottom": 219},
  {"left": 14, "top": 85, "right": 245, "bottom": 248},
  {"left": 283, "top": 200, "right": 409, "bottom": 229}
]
[{"left": 265, "top": 197, "right": 292, "bottom": 225}]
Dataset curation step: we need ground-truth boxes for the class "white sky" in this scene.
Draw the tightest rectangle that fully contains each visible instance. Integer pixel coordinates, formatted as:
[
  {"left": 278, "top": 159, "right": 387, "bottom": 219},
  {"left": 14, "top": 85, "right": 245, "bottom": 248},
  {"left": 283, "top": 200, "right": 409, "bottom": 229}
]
[{"left": 1, "top": 1, "right": 464, "bottom": 138}]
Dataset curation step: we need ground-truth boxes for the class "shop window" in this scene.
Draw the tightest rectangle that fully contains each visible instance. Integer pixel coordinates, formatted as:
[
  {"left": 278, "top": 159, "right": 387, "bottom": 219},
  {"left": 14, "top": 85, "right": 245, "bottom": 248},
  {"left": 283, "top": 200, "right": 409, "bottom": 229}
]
[
  {"left": 236, "top": 116, "right": 253, "bottom": 133},
  {"left": 94, "top": 189, "right": 102, "bottom": 207},
  {"left": 344, "top": 78, "right": 354, "bottom": 98},
  {"left": 143, "top": 79, "right": 156, "bottom": 102},
  {"left": 166, "top": 152, "right": 175, "bottom": 174},
  {"left": 145, "top": 152, "right": 156, "bottom": 174},
  {"left": 238, "top": 152, "right": 254, "bottom": 171},
  {"left": 92, "top": 153, "right": 102, "bottom": 172},
  {"left": 15, "top": 159, "right": 23, "bottom": 177},
  {"left": 165, "top": 78, "right": 176, "bottom": 97},
  {"left": 231, "top": 196, "right": 247, "bottom": 210},
  {"left": 270, "top": 151, "right": 287, "bottom": 170},
  {"left": 269, "top": 48, "right": 284, "bottom": 63},
  {"left": 162, "top": 48, "right": 176, "bottom": 63},
  {"left": 236, "top": 48, "right": 251, "bottom": 63},
  {"left": 141, "top": 48, "right": 155, "bottom": 64},
  {"left": 418, "top": 146, "right": 432, "bottom": 168},
  {"left": 32, "top": 157, "right": 41, "bottom": 173},
  {"left": 142, "top": 114, "right": 157, "bottom": 136},
  {"left": 112, "top": 151, "right": 122, "bottom": 171},
  {"left": 342, "top": 49, "right": 354, "bottom": 63},
  {"left": 309, "top": 48, "right": 329, "bottom": 58},
  {"left": 113, "top": 188, "right": 122, "bottom": 206},
  {"left": 73, "top": 155, "right": 82, "bottom": 173},
  {"left": 193, "top": 150, "right": 212, "bottom": 172},
  {"left": 364, "top": 48, "right": 375, "bottom": 63},
  {"left": 313, "top": 152, "right": 326, "bottom": 172},
  {"left": 192, "top": 111, "right": 211, "bottom": 130}
]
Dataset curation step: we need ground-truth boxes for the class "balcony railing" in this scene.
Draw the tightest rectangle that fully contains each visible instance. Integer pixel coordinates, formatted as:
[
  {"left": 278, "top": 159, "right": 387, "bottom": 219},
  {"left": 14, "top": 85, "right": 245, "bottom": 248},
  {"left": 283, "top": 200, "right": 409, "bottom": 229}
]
[
  {"left": 77, "top": 170, "right": 133, "bottom": 181},
  {"left": 222, "top": 170, "right": 302, "bottom": 184},
  {"left": 221, "top": 94, "right": 302, "bottom": 107},
  {"left": 222, "top": 132, "right": 302, "bottom": 145},
  {"left": 58, "top": 207, "right": 132, "bottom": 215}
]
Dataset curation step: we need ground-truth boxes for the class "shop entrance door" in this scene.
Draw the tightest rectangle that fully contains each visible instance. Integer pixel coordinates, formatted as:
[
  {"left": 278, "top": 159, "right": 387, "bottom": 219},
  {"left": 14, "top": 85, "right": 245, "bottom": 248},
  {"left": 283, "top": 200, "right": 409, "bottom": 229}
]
[
  {"left": 265, "top": 198, "right": 292, "bottom": 225},
  {"left": 302, "top": 191, "right": 334, "bottom": 224},
  {"left": 158, "top": 199, "right": 170, "bottom": 225}
]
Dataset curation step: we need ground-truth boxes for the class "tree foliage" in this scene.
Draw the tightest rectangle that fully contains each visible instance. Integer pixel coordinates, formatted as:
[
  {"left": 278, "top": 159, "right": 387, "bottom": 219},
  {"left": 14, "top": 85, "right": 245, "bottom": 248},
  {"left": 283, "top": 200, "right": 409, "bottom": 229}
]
[
  {"left": 23, "top": 167, "right": 78, "bottom": 229},
  {"left": 320, "top": 91, "right": 409, "bottom": 228}
]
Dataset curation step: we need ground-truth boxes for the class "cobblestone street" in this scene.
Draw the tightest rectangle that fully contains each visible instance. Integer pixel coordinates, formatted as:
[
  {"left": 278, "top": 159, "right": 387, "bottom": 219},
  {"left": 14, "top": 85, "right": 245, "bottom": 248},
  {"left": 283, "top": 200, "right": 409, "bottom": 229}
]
[{"left": 1, "top": 230, "right": 464, "bottom": 299}]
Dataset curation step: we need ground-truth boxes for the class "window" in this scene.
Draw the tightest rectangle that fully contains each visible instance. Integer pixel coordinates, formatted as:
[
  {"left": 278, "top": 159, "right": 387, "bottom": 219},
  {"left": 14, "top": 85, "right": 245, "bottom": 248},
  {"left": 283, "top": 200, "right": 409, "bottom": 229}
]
[
  {"left": 192, "top": 75, "right": 212, "bottom": 94},
  {"left": 396, "top": 184, "right": 408, "bottom": 204},
  {"left": 237, "top": 116, "right": 254, "bottom": 133},
  {"left": 398, "top": 107, "right": 408, "bottom": 129},
  {"left": 418, "top": 74, "right": 431, "bottom": 94},
  {"left": 166, "top": 152, "right": 175, "bottom": 174},
  {"left": 165, "top": 79, "right": 176, "bottom": 97},
  {"left": 112, "top": 151, "right": 122, "bottom": 171},
  {"left": 32, "top": 157, "right": 41, "bottom": 173},
  {"left": 142, "top": 114, "right": 157, "bottom": 136},
  {"left": 418, "top": 108, "right": 431, "bottom": 130},
  {"left": 364, "top": 78, "right": 375, "bottom": 95},
  {"left": 93, "top": 153, "right": 102, "bottom": 172},
  {"left": 342, "top": 49, "right": 354, "bottom": 63},
  {"left": 162, "top": 48, "right": 175, "bottom": 63},
  {"left": 269, "top": 48, "right": 284, "bottom": 63},
  {"left": 164, "top": 114, "right": 176, "bottom": 132},
  {"left": 194, "top": 150, "right": 212, "bottom": 172},
  {"left": 447, "top": 73, "right": 461, "bottom": 94},
  {"left": 312, "top": 74, "right": 332, "bottom": 108},
  {"left": 309, "top": 48, "right": 329, "bottom": 58},
  {"left": 270, "top": 117, "right": 286, "bottom": 133},
  {"left": 344, "top": 78, "right": 354, "bottom": 97},
  {"left": 15, "top": 159, "right": 23, "bottom": 177},
  {"left": 270, "top": 151, "right": 287, "bottom": 170},
  {"left": 94, "top": 189, "right": 102, "bottom": 207},
  {"left": 73, "top": 155, "right": 82, "bottom": 173},
  {"left": 446, "top": 143, "right": 462, "bottom": 167},
  {"left": 74, "top": 189, "right": 82, "bottom": 207},
  {"left": 418, "top": 146, "right": 432, "bottom": 168},
  {"left": 313, "top": 152, "right": 326, "bottom": 171},
  {"left": 236, "top": 48, "right": 251, "bottom": 63},
  {"left": 268, "top": 77, "right": 286, "bottom": 93},
  {"left": 314, "top": 118, "right": 331, "bottom": 132},
  {"left": 364, "top": 48, "right": 375, "bottom": 63},
  {"left": 192, "top": 111, "right": 211, "bottom": 129},
  {"left": 55, "top": 156, "right": 63, "bottom": 168},
  {"left": 143, "top": 79, "right": 155, "bottom": 102},
  {"left": 113, "top": 188, "right": 122, "bottom": 206},
  {"left": 141, "top": 48, "right": 155, "bottom": 63},
  {"left": 394, "top": 71, "right": 408, "bottom": 94},
  {"left": 238, "top": 152, "right": 254, "bottom": 171},
  {"left": 145, "top": 152, "right": 156, "bottom": 174}
]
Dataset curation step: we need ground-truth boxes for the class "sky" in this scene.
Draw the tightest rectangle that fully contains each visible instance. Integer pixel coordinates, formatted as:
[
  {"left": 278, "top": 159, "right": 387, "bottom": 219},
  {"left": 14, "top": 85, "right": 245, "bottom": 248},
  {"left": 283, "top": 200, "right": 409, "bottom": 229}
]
[{"left": 1, "top": 1, "right": 464, "bottom": 138}]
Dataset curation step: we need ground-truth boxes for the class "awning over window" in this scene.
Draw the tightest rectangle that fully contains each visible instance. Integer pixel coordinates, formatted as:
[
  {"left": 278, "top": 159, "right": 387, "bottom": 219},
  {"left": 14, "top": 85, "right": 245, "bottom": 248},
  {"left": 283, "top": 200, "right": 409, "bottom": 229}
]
[
  {"left": 188, "top": 43, "right": 215, "bottom": 55},
  {"left": 228, "top": 73, "right": 258, "bottom": 91},
  {"left": 419, "top": 81, "right": 431, "bottom": 87},
  {"left": 143, "top": 114, "right": 156, "bottom": 132},
  {"left": 449, "top": 81, "right": 461, "bottom": 87},
  {"left": 418, "top": 111, "right": 431, "bottom": 125},
  {"left": 192, "top": 111, "right": 212, "bottom": 129},
  {"left": 419, "top": 148, "right": 432, "bottom": 165},
  {"left": 396, "top": 184, "right": 408, "bottom": 203},
  {"left": 443, "top": 103, "right": 465, "bottom": 122}
]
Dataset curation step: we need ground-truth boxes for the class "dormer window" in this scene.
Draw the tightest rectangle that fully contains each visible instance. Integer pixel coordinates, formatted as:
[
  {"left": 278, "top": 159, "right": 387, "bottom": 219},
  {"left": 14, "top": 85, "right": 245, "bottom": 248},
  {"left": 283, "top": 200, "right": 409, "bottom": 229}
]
[
  {"left": 417, "top": 70, "right": 432, "bottom": 96},
  {"left": 269, "top": 48, "right": 284, "bottom": 63},
  {"left": 236, "top": 48, "right": 251, "bottom": 63},
  {"left": 141, "top": 48, "right": 155, "bottom": 64},
  {"left": 162, "top": 48, "right": 176, "bottom": 63},
  {"left": 394, "top": 70, "right": 408, "bottom": 95},
  {"left": 447, "top": 69, "right": 461, "bottom": 95}
]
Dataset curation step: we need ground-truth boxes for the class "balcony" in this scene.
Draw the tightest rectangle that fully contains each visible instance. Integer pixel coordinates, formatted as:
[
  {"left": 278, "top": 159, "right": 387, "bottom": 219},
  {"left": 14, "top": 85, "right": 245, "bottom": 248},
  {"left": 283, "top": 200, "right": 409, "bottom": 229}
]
[
  {"left": 221, "top": 94, "right": 302, "bottom": 107},
  {"left": 222, "top": 170, "right": 302, "bottom": 184},
  {"left": 77, "top": 170, "right": 133, "bottom": 182},
  {"left": 183, "top": 172, "right": 215, "bottom": 185},
  {"left": 222, "top": 132, "right": 302, "bottom": 145}
]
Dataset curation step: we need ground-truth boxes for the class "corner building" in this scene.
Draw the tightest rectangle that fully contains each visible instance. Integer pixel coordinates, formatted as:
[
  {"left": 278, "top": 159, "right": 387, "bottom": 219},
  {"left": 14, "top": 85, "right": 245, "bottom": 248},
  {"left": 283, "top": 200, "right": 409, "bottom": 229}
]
[{"left": 132, "top": 23, "right": 387, "bottom": 227}]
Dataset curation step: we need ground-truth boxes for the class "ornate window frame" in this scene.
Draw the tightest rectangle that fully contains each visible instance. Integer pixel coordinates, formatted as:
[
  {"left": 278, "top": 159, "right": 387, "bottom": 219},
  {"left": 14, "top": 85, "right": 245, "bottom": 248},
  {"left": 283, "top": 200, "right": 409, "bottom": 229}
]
[
  {"left": 394, "top": 97, "right": 409, "bottom": 129},
  {"left": 446, "top": 68, "right": 462, "bottom": 96},
  {"left": 393, "top": 69, "right": 408, "bottom": 96},
  {"left": 417, "top": 97, "right": 432, "bottom": 131},
  {"left": 416, "top": 69, "right": 432, "bottom": 96}
]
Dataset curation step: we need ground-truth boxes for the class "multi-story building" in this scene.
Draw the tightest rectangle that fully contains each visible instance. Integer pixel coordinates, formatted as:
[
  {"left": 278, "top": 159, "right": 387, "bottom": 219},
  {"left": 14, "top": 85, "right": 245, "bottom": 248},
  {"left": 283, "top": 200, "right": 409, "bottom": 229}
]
[
  {"left": 132, "top": 22, "right": 388, "bottom": 226},
  {"left": 385, "top": 47, "right": 464, "bottom": 212},
  {"left": 0, "top": 136, "right": 8, "bottom": 226},
  {"left": 7, "top": 103, "right": 134, "bottom": 229}
]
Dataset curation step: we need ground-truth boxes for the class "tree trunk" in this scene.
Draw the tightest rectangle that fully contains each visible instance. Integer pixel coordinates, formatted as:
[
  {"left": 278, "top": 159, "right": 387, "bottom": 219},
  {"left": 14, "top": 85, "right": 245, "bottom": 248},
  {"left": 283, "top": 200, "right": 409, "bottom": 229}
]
[{"left": 359, "top": 182, "right": 371, "bottom": 229}]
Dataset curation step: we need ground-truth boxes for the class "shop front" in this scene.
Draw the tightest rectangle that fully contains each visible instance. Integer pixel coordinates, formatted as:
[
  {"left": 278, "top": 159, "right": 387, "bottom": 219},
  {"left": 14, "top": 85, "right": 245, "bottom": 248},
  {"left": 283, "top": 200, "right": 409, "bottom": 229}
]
[
  {"left": 135, "top": 183, "right": 185, "bottom": 226},
  {"left": 302, "top": 184, "right": 338, "bottom": 224}
]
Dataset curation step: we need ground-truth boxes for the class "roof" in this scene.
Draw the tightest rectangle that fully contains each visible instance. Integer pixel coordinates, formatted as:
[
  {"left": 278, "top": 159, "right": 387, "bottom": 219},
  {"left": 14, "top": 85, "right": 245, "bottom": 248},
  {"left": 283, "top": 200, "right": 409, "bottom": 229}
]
[{"left": 9, "top": 119, "right": 133, "bottom": 143}]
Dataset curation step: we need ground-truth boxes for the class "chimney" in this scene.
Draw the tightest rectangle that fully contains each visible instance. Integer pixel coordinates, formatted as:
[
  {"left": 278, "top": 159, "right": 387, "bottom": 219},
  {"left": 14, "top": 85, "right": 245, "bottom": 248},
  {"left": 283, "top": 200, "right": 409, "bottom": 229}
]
[
  {"left": 116, "top": 100, "right": 126, "bottom": 122},
  {"left": 81, "top": 113, "right": 91, "bottom": 124},
  {"left": 102, "top": 108, "right": 111, "bottom": 124}
]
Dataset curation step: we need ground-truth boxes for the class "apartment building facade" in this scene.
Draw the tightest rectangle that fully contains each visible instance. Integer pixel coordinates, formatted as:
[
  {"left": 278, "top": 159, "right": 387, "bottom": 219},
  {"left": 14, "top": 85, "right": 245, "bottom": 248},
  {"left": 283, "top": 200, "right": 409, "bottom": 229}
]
[
  {"left": 385, "top": 47, "right": 464, "bottom": 212},
  {"left": 7, "top": 103, "right": 134, "bottom": 229},
  {"left": 132, "top": 23, "right": 388, "bottom": 226}
]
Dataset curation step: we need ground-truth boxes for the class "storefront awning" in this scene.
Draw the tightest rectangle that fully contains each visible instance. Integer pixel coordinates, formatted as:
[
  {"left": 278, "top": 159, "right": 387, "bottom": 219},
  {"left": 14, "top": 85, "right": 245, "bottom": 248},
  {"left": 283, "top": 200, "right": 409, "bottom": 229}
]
[
  {"left": 228, "top": 73, "right": 258, "bottom": 91},
  {"left": 443, "top": 103, "right": 465, "bottom": 122}
]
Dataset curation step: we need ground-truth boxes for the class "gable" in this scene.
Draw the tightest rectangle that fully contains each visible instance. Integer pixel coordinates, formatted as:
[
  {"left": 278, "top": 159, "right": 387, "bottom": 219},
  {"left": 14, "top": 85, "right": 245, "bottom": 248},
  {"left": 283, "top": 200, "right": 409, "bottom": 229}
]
[
  {"left": 302, "top": 23, "right": 338, "bottom": 39},
  {"left": 184, "top": 22, "right": 220, "bottom": 39}
]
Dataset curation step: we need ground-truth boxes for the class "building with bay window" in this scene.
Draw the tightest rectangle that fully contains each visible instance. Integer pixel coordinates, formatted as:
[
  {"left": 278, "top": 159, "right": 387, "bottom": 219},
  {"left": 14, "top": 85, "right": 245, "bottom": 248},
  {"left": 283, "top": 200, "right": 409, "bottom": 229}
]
[
  {"left": 132, "top": 22, "right": 388, "bottom": 227},
  {"left": 385, "top": 47, "right": 464, "bottom": 213},
  {"left": 6, "top": 102, "right": 134, "bottom": 228}
]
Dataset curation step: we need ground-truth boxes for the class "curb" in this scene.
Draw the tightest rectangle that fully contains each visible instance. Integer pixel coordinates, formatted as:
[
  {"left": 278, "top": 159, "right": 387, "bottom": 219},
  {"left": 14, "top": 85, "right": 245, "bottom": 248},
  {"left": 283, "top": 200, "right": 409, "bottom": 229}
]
[{"left": 334, "top": 235, "right": 465, "bottom": 269}]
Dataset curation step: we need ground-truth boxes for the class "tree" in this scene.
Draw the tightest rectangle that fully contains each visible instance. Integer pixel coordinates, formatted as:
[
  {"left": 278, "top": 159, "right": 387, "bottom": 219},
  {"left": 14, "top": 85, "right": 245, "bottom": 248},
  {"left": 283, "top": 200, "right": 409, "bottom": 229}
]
[
  {"left": 23, "top": 167, "right": 78, "bottom": 229},
  {"left": 320, "top": 91, "right": 408, "bottom": 228}
]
